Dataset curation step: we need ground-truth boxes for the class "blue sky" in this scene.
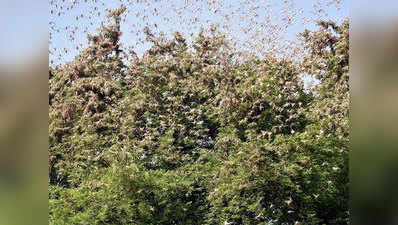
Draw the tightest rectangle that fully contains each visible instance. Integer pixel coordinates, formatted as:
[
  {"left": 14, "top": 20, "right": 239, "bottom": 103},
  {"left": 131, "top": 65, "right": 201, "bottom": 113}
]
[
  {"left": 0, "top": 0, "right": 47, "bottom": 67},
  {"left": 49, "top": 0, "right": 348, "bottom": 66}
]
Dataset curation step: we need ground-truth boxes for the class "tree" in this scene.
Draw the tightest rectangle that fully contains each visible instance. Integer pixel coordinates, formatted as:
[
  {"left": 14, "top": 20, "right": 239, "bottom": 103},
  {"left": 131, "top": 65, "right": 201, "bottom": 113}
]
[{"left": 49, "top": 7, "right": 349, "bottom": 224}]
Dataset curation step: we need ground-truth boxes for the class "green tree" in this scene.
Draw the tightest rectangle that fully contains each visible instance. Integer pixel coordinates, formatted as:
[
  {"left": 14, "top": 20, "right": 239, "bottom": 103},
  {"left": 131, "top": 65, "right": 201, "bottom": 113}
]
[{"left": 49, "top": 8, "right": 349, "bottom": 224}]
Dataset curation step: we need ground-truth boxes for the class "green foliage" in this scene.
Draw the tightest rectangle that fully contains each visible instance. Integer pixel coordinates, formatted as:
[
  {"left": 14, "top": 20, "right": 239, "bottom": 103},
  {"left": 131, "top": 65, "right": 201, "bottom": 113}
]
[{"left": 49, "top": 10, "right": 349, "bottom": 225}]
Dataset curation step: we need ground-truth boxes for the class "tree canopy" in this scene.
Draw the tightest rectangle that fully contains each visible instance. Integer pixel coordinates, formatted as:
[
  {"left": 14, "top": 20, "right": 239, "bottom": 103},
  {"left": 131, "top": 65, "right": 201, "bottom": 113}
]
[{"left": 49, "top": 7, "right": 349, "bottom": 225}]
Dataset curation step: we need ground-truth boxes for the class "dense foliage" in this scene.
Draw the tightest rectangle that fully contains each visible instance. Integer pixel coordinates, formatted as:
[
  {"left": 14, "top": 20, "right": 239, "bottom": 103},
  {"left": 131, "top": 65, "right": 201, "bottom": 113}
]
[{"left": 49, "top": 8, "right": 349, "bottom": 225}]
